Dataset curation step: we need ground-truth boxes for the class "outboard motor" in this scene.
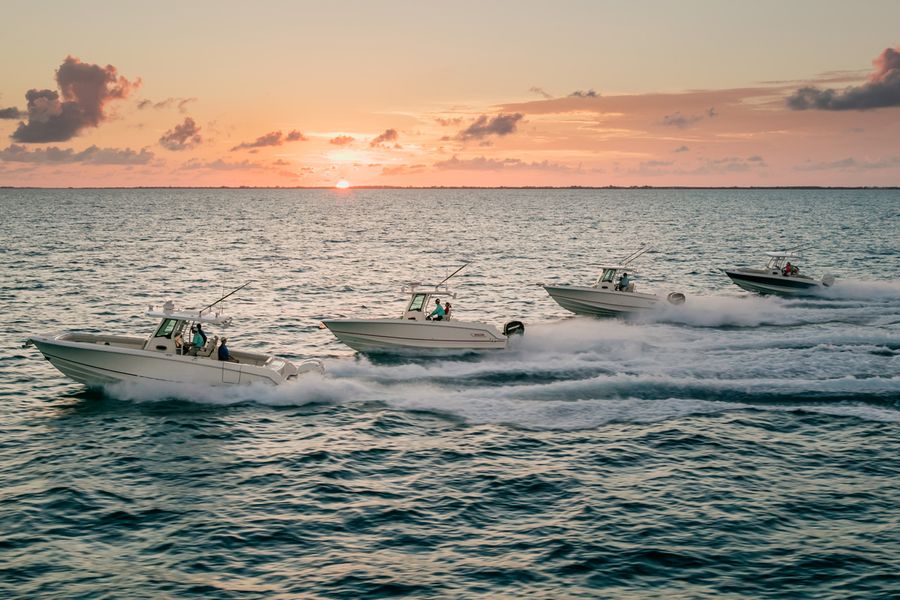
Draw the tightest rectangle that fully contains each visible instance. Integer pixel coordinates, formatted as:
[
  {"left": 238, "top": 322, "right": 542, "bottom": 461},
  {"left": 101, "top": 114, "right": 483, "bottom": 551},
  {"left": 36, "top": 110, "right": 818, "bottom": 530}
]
[
  {"left": 503, "top": 321, "right": 525, "bottom": 336},
  {"left": 667, "top": 292, "right": 686, "bottom": 305},
  {"left": 821, "top": 274, "right": 835, "bottom": 287}
]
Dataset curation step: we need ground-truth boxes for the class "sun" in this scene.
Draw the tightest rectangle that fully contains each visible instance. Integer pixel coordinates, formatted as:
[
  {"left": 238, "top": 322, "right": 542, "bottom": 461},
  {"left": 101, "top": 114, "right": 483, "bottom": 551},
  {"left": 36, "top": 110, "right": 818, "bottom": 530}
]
[{"left": 335, "top": 180, "right": 351, "bottom": 189}]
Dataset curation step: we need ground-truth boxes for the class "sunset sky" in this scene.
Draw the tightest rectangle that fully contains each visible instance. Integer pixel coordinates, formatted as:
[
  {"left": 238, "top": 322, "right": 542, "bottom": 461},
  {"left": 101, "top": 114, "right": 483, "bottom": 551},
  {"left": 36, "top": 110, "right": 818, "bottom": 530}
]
[{"left": 1, "top": 0, "right": 899, "bottom": 187}]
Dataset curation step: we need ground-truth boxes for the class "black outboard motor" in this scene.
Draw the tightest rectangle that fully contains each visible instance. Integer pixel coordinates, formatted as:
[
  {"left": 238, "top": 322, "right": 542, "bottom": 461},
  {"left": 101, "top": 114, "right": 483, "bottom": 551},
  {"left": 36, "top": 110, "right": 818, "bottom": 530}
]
[
  {"left": 503, "top": 320, "right": 525, "bottom": 336},
  {"left": 667, "top": 292, "right": 686, "bottom": 305}
]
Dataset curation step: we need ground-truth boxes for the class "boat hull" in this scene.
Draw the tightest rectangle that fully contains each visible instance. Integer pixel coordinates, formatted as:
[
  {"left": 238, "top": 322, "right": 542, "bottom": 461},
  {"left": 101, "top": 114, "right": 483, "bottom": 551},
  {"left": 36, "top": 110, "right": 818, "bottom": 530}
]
[
  {"left": 543, "top": 285, "right": 658, "bottom": 317},
  {"left": 724, "top": 270, "right": 823, "bottom": 296},
  {"left": 321, "top": 318, "right": 508, "bottom": 353},
  {"left": 28, "top": 335, "right": 289, "bottom": 388}
]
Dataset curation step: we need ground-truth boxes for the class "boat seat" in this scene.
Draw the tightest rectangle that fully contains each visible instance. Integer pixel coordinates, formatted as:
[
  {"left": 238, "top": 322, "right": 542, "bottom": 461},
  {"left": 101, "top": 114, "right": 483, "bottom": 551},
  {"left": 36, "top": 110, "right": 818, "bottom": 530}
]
[{"left": 196, "top": 336, "right": 219, "bottom": 358}]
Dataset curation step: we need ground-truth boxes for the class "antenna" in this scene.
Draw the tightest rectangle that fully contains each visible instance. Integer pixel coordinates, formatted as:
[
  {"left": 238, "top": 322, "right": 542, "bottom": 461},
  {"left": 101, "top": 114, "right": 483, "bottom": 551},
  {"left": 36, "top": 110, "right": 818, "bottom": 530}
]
[
  {"left": 437, "top": 262, "right": 471, "bottom": 287},
  {"left": 199, "top": 281, "right": 252, "bottom": 316}
]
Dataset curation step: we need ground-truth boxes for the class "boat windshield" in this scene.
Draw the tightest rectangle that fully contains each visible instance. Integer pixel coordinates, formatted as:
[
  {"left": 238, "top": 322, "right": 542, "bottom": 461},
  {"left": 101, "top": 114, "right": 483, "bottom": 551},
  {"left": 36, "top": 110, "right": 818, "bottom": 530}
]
[
  {"left": 600, "top": 268, "right": 617, "bottom": 283},
  {"left": 407, "top": 293, "right": 427, "bottom": 312},
  {"left": 154, "top": 318, "right": 180, "bottom": 338}
]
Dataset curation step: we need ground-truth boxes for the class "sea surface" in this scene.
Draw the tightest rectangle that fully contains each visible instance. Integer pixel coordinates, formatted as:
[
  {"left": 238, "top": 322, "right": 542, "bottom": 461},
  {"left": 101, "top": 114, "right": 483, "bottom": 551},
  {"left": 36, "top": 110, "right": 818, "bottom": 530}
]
[{"left": 1, "top": 188, "right": 898, "bottom": 598}]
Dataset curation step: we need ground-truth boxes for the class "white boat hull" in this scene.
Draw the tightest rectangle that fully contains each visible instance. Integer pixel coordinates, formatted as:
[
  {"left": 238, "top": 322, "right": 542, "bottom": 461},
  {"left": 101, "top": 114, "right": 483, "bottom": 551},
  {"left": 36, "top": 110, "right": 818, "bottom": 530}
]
[
  {"left": 543, "top": 285, "right": 658, "bottom": 317},
  {"left": 28, "top": 335, "right": 317, "bottom": 388},
  {"left": 321, "top": 318, "right": 508, "bottom": 353},
  {"left": 725, "top": 269, "right": 827, "bottom": 296}
]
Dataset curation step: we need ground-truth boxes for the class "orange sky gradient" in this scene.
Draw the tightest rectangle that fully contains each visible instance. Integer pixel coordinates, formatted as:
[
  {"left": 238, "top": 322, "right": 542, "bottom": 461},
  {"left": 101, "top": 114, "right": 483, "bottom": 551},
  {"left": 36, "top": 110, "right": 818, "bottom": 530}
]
[{"left": 1, "top": 1, "right": 899, "bottom": 187}]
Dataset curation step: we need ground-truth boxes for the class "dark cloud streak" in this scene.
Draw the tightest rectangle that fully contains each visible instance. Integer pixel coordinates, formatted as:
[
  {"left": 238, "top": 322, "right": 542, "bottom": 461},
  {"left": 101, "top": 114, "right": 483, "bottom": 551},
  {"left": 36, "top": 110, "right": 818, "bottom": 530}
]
[
  {"left": 370, "top": 128, "right": 398, "bottom": 147},
  {"left": 0, "top": 143, "right": 154, "bottom": 164},
  {"left": 455, "top": 113, "right": 524, "bottom": 140},
  {"left": 159, "top": 117, "right": 202, "bottom": 151}
]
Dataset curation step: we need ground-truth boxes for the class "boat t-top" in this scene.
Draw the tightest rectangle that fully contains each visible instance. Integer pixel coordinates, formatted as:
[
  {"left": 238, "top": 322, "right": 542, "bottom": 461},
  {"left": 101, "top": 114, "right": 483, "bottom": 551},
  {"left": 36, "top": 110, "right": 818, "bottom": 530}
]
[
  {"left": 724, "top": 250, "right": 835, "bottom": 296},
  {"left": 543, "top": 247, "right": 686, "bottom": 317},
  {"left": 25, "top": 284, "right": 324, "bottom": 388},
  {"left": 321, "top": 264, "right": 525, "bottom": 354}
]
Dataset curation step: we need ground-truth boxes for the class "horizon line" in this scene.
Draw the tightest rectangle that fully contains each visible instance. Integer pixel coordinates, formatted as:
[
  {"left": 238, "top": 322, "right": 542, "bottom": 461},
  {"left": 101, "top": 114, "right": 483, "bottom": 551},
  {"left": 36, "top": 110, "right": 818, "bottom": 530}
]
[{"left": 1, "top": 185, "right": 898, "bottom": 190}]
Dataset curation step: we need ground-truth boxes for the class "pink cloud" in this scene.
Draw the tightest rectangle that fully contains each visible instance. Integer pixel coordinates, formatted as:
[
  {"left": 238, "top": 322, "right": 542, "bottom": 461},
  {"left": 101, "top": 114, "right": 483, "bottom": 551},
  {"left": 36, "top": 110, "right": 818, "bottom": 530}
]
[
  {"left": 787, "top": 46, "right": 900, "bottom": 110},
  {"left": 159, "top": 117, "right": 202, "bottom": 151}
]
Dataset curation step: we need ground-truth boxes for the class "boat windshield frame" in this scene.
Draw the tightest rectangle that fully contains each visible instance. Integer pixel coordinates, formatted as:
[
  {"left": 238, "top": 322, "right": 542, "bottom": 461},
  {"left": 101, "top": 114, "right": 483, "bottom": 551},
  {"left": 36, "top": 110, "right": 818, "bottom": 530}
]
[
  {"left": 154, "top": 318, "right": 180, "bottom": 339},
  {"left": 599, "top": 268, "right": 618, "bottom": 283},
  {"left": 407, "top": 292, "right": 428, "bottom": 313}
]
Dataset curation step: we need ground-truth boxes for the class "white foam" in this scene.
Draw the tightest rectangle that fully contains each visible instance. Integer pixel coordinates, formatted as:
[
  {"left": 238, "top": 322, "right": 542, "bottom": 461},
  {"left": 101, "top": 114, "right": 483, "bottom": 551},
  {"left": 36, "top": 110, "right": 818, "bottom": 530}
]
[
  {"left": 103, "top": 372, "right": 366, "bottom": 407},
  {"left": 821, "top": 278, "right": 900, "bottom": 301},
  {"left": 641, "top": 294, "right": 804, "bottom": 327}
]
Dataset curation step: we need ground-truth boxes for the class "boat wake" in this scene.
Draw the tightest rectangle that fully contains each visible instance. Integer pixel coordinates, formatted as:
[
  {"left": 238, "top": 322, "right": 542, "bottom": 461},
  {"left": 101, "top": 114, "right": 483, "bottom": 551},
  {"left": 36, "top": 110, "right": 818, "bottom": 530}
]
[
  {"left": 819, "top": 278, "right": 900, "bottom": 301},
  {"left": 103, "top": 293, "right": 900, "bottom": 429}
]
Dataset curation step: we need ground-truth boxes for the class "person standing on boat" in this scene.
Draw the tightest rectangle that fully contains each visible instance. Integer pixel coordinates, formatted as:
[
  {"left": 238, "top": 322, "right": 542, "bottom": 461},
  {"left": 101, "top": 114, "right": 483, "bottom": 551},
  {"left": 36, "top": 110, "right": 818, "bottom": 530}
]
[
  {"left": 783, "top": 262, "right": 792, "bottom": 276},
  {"left": 617, "top": 272, "right": 631, "bottom": 291},
  {"left": 444, "top": 301, "right": 452, "bottom": 320},
  {"left": 427, "top": 298, "right": 446, "bottom": 321}
]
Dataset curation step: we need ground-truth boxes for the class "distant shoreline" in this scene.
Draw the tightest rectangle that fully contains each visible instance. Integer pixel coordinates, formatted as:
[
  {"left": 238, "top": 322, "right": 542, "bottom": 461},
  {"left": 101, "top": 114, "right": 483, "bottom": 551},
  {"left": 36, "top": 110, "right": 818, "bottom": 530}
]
[{"left": 1, "top": 185, "right": 898, "bottom": 190}]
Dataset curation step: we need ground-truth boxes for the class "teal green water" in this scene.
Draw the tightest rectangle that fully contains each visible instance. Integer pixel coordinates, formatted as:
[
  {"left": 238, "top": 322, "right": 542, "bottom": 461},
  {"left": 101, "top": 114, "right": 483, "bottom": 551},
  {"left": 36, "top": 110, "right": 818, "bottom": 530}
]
[{"left": 1, "top": 189, "right": 898, "bottom": 597}]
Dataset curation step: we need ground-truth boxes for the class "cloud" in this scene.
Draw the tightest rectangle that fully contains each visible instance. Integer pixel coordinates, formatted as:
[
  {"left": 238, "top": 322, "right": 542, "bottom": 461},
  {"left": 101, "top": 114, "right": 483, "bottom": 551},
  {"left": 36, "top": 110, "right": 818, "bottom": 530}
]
[
  {"left": 0, "top": 107, "right": 21, "bottom": 119},
  {"left": 794, "top": 156, "right": 900, "bottom": 171},
  {"left": 231, "top": 129, "right": 307, "bottom": 151},
  {"left": 436, "top": 117, "right": 464, "bottom": 127},
  {"left": 330, "top": 135, "right": 354, "bottom": 145},
  {"left": 569, "top": 89, "right": 598, "bottom": 97},
  {"left": 661, "top": 112, "right": 701, "bottom": 128},
  {"left": 370, "top": 128, "right": 399, "bottom": 147},
  {"left": 433, "top": 155, "right": 571, "bottom": 172},
  {"left": 787, "top": 46, "right": 900, "bottom": 110},
  {"left": 661, "top": 107, "right": 716, "bottom": 129},
  {"left": 673, "top": 145, "right": 690, "bottom": 153},
  {"left": 455, "top": 113, "right": 524, "bottom": 140},
  {"left": 381, "top": 163, "right": 426, "bottom": 176},
  {"left": 0, "top": 143, "right": 154, "bottom": 164},
  {"left": 159, "top": 117, "right": 202, "bottom": 151},
  {"left": 137, "top": 97, "right": 197, "bottom": 113},
  {"left": 529, "top": 86, "right": 552, "bottom": 99},
  {"left": 694, "top": 156, "right": 766, "bottom": 173},
  {"left": 181, "top": 158, "right": 266, "bottom": 171},
  {"left": 11, "top": 56, "right": 138, "bottom": 143}
]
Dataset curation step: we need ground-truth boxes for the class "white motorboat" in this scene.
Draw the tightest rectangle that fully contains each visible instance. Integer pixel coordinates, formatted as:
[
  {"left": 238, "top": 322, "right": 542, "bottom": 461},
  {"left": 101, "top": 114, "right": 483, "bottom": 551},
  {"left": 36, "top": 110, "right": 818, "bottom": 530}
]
[
  {"left": 321, "top": 282, "right": 524, "bottom": 354},
  {"left": 725, "top": 251, "right": 835, "bottom": 296},
  {"left": 543, "top": 248, "right": 685, "bottom": 317},
  {"left": 25, "top": 298, "right": 324, "bottom": 388}
]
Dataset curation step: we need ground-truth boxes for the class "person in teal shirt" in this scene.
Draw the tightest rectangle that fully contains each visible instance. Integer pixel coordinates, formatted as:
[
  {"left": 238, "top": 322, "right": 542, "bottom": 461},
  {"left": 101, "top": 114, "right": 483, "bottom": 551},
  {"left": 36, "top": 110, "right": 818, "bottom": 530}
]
[
  {"left": 427, "top": 298, "right": 446, "bottom": 321},
  {"left": 192, "top": 325, "right": 205, "bottom": 349},
  {"left": 617, "top": 272, "right": 631, "bottom": 291}
]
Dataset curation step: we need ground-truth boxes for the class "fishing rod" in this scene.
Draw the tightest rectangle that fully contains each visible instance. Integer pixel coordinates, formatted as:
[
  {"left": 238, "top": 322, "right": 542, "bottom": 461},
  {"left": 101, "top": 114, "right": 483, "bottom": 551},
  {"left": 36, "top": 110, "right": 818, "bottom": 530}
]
[
  {"left": 437, "top": 262, "right": 471, "bottom": 287},
  {"left": 199, "top": 281, "right": 252, "bottom": 315},
  {"left": 621, "top": 246, "right": 650, "bottom": 266}
]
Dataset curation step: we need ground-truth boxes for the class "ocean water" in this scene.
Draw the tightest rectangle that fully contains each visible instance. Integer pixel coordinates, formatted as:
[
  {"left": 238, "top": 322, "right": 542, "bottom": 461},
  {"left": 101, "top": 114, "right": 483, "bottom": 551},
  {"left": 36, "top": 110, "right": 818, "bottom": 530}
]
[{"left": 1, "top": 188, "right": 898, "bottom": 598}]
